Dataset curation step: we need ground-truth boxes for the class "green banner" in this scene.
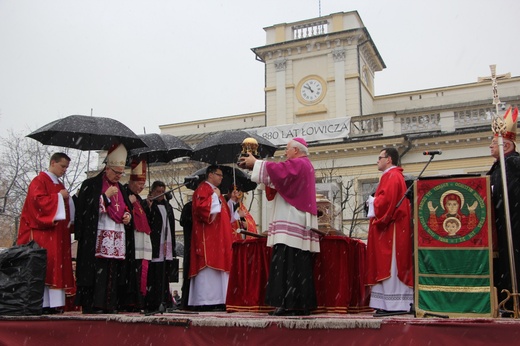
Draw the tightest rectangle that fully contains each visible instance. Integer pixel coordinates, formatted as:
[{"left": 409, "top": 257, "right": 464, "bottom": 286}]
[
  {"left": 415, "top": 176, "right": 494, "bottom": 317},
  {"left": 418, "top": 291, "right": 491, "bottom": 314},
  {"left": 418, "top": 249, "right": 490, "bottom": 275}
]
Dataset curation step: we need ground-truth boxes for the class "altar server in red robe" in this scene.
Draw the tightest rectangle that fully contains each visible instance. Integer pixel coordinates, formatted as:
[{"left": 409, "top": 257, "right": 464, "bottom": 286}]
[
  {"left": 188, "top": 165, "right": 234, "bottom": 311},
  {"left": 227, "top": 187, "right": 258, "bottom": 240},
  {"left": 365, "top": 148, "right": 413, "bottom": 315},
  {"left": 17, "top": 152, "right": 75, "bottom": 314}
]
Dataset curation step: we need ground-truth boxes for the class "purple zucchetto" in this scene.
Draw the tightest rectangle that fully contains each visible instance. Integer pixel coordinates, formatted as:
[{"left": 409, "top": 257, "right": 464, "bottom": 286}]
[{"left": 292, "top": 137, "right": 308, "bottom": 147}]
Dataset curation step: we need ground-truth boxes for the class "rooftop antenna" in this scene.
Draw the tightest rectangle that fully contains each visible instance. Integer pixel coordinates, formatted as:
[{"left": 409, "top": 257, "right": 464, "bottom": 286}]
[{"left": 319, "top": 0, "right": 321, "bottom": 17}]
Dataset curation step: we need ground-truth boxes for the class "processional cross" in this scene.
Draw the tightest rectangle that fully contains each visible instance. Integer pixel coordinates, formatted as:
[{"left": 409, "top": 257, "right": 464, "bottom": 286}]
[
  {"left": 478, "top": 64, "right": 511, "bottom": 108},
  {"left": 478, "top": 65, "right": 518, "bottom": 318}
]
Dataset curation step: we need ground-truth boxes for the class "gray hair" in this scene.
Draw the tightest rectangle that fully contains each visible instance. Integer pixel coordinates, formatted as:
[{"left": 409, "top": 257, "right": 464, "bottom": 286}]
[{"left": 289, "top": 140, "right": 309, "bottom": 156}]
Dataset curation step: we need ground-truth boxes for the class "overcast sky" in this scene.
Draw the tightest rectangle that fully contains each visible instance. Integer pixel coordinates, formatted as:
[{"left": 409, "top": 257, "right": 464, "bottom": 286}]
[{"left": 1, "top": 0, "right": 519, "bottom": 139}]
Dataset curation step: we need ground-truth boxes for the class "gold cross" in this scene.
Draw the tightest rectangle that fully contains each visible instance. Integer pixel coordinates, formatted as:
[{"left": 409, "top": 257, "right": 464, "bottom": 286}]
[{"left": 478, "top": 64, "right": 511, "bottom": 106}]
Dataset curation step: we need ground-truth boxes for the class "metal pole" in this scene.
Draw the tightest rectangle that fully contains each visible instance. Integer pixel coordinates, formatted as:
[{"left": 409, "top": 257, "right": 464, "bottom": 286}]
[
  {"left": 482, "top": 65, "right": 518, "bottom": 317},
  {"left": 495, "top": 116, "right": 519, "bottom": 317}
]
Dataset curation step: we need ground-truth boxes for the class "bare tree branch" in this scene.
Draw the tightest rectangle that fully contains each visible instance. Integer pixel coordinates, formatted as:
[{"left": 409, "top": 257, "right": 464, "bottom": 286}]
[
  {"left": 318, "top": 158, "right": 366, "bottom": 237},
  {"left": 147, "top": 160, "right": 205, "bottom": 218},
  {"left": 0, "top": 130, "right": 93, "bottom": 247}
]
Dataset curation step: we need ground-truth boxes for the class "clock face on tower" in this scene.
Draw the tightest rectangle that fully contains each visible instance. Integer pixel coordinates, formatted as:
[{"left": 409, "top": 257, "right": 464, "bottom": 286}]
[{"left": 297, "top": 75, "right": 327, "bottom": 105}]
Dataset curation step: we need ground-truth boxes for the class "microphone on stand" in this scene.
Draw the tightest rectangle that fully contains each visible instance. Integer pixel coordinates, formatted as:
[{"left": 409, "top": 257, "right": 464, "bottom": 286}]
[
  {"left": 396, "top": 149, "right": 441, "bottom": 209},
  {"left": 423, "top": 150, "right": 442, "bottom": 156}
]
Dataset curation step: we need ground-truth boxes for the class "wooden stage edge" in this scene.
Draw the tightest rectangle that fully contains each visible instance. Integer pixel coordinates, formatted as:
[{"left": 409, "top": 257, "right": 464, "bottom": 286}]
[{"left": 1, "top": 311, "right": 520, "bottom": 345}]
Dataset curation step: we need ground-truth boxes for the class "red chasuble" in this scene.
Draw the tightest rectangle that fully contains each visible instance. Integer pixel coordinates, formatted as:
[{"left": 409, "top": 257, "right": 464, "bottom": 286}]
[
  {"left": 230, "top": 202, "right": 258, "bottom": 240},
  {"left": 17, "top": 172, "right": 75, "bottom": 290},
  {"left": 366, "top": 167, "right": 413, "bottom": 287},
  {"left": 190, "top": 182, "right": 233, "bottom": 277}
]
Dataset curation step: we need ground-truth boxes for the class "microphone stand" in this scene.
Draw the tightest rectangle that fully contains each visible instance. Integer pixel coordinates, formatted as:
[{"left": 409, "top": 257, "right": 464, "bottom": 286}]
[
  {"left": 145, "top": 182, "right": 199, "bottom": 316},
  {"left": 395, "top": 153, "right": 438, "bottom": 209}
]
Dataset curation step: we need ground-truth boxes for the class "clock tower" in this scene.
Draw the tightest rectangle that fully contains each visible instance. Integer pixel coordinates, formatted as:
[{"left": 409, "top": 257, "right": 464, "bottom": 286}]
[{"left": 252, "top": 11, "right": 385, "bottom": 127}]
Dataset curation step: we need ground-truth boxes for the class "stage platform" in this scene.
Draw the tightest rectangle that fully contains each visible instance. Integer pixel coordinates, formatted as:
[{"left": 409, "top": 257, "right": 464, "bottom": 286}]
[{"left": 1, "top": 310, "right": 519, "bottom": 345}]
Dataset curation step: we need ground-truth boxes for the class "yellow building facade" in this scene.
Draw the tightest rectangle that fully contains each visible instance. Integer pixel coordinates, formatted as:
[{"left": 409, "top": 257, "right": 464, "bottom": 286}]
[{"left": 159, "top": 11, "right": 520, "bottom": 239}]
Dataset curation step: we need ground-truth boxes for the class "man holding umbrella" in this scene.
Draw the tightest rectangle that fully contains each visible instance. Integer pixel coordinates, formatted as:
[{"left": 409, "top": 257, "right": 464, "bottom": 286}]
[
  {"left": 189, "top": 165, "right": 234, "bottom": 311},
  {"left": 74, "top": 143, "right": 138, "bottom": 313},
  {"left": 240, "top": 137, "right": 320, "bottom": 316}
]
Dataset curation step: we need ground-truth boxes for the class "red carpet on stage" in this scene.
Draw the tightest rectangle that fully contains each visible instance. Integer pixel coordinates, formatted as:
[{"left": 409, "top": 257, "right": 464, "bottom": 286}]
[
  {"left": 3, "top": 235, "right": 517, "bottom": 345},
  {"left": 0, "top": 311, "right": 519, "bottom": 346}
]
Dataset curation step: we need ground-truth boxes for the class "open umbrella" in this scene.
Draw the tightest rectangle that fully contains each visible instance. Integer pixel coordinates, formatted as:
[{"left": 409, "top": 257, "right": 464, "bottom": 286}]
[
  {"left": 127, "top": 133, "right": 192, "bottom": 163},
  {"left": 191, "top": 130, "right": 277, "bottom": 165},
  {"left": 184, "top": 166, "right": 257, "bottom": 194},
  {"left": 27, "top": 115, "right": 147, "bottom": 150},
  {"left": 127, "top": 133, "right": 193, "bottom": 189}
]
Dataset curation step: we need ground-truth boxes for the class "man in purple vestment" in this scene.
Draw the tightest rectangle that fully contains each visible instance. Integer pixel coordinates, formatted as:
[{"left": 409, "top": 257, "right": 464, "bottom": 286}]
[{"left": 240, "top": 137, "right": 319, "bottom": 316}]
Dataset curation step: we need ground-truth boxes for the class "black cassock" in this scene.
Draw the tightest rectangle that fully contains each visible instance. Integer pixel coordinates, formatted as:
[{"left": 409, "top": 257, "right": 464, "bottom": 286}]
[
  {"left": 179, "top": 201, "right": 193, "bottom": 309},
  {"left": 74, "top": 171, "right": 138, "bottom": 312},
  {"left": 487, "top": 151, "right": 520, "bottom": 309}
]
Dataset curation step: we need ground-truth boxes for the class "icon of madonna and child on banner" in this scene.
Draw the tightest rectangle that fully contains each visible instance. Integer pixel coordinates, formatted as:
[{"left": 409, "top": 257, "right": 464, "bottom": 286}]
[
  {"left": 414, "top": 176, "right": 494, "bottom": 317},
  {"left": 415, "top": 176, "right": 492, "bottom": 247}
]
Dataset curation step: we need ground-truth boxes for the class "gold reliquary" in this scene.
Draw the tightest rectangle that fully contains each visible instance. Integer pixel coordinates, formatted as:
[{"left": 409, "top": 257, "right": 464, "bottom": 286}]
[{"left": 241, "top": 137, "right": 259, "bottom": 157}]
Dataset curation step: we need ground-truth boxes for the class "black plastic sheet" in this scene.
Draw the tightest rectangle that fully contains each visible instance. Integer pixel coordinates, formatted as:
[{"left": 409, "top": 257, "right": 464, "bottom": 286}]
[{"left": 0, "top": 241, "right": 47, "bottom": 315}]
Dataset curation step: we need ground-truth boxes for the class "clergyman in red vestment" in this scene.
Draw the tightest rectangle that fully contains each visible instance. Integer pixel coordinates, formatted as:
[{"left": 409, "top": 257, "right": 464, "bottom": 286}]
[
  {"left": 17, "top": 152, "right": 75, "bottom": 314},
  {"left": 188, "top": 165, "right": 233, "bottom": 311},
  {"left": 365, "top": 148, "right": 413, "bottom": 314}
]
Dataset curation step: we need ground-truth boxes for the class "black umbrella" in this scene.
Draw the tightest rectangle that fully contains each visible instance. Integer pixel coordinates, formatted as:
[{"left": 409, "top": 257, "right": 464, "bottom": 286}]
[
  {"left": 191, "top": 130, "right": 277, "bottom": 164},
  {"left": 185, "top": 166, "right": 257, "bottom": 194},
  {"left": 127, "top": 133, "right": 193, "bottom": 189},
  {"left": 127, "top": 133, "right": 192, "bottom": 163},
  {"left": 27, "top": 115, "right": 147, "bottom": 150}
]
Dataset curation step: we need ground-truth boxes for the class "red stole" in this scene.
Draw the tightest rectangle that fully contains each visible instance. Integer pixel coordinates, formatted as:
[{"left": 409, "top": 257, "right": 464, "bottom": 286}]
[
  {"left": 131, "top": 198, "right": 151, "bottom": 235},
  {"left": 102, "top": 177, "right": 126, "bottom": 222}
]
